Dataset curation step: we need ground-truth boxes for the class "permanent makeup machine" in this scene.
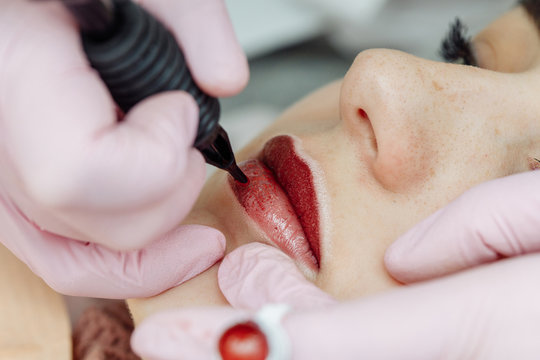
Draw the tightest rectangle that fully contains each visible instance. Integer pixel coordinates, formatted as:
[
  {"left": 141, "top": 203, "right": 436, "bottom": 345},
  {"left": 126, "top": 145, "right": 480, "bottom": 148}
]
[{"left": 59, "top": 0, "right": 248, "bottom": 183}]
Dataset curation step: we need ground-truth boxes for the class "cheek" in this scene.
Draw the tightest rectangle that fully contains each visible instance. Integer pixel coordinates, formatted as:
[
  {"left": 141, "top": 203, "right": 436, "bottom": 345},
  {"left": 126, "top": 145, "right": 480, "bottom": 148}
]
[
  {"left": 315, "top": 201, "right": 403, "bottom": 299},
  {"left": 372, "top": 134, "right": 436, "bottom": 191}
]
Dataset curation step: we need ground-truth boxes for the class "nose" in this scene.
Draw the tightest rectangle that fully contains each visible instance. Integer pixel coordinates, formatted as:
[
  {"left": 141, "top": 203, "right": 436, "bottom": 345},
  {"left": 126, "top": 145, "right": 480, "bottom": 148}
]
[{"left": 340, "top": 49, "right": 485, "bottom": 191}]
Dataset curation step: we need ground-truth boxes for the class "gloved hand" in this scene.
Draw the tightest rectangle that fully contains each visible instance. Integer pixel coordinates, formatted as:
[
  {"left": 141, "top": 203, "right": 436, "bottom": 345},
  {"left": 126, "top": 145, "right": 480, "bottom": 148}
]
[
  {"left": 385, "top": 170, "right": 540, "bottom": 283},
  {"left": 0, "top": 0, "right": 248, "bottom": 297},
  {"left": 133, "top": 169, "right": 540, "bottom": 359},
  {"left": 132, "top": 243, "right": 540, "bottom": 359}
]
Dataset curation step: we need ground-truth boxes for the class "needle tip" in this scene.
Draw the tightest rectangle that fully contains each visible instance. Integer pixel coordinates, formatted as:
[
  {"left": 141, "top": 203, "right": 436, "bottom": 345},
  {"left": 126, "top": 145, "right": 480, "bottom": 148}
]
[{"left": 228, "top": 163, "right": 249, "bottom": 184}]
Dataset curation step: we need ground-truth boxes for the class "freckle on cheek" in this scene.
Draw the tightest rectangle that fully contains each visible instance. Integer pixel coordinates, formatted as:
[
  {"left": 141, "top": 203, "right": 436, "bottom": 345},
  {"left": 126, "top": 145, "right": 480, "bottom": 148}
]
[{"left": 432, "top": 80, "right": 443, "bottom": 91}]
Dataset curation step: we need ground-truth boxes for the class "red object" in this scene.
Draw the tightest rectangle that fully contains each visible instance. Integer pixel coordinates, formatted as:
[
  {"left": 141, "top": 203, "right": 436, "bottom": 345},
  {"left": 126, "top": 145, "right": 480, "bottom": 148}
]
[
  {"left": 229, "top": 135, "right": 321, "bottom": 270},
  {"left": 230, "top": 159, "right": 318, "bottom": 270},
  {"left": 263, "top": 135, "right": 321, "bottom": 264},
  {"left": 219, "top": 321, "right": 269, "bottom": 360}
]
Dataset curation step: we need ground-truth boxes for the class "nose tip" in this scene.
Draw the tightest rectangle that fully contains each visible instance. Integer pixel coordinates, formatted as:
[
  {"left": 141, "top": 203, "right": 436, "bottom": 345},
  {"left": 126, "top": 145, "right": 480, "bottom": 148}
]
[
  {"left": 340, "top": 49, "right": 436, "bottom": 191},
  {"left": 341, "top": 49, "right": 408, "bottom": 128},
  {"left": 341, "top": 48, "right": 420, "bottom": 114}
]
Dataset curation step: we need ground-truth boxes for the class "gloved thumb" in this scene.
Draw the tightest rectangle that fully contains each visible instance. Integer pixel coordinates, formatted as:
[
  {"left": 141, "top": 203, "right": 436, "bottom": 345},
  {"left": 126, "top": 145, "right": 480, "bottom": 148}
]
[
  {"left": 218, "top": 243, "right": 336, "bottom": 310},
  {"left": 385, "top": 171, "right": 540, "bottom": 284}
]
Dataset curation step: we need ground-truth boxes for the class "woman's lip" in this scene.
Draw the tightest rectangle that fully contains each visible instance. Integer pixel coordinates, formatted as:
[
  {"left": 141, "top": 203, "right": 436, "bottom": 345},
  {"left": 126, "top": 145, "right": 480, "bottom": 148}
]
[
  {"left": 228, "top": 135, "right": 321, "bottom": 271},
  {"left": 262, "top": 135, "right": 321, "bottom": 264}
]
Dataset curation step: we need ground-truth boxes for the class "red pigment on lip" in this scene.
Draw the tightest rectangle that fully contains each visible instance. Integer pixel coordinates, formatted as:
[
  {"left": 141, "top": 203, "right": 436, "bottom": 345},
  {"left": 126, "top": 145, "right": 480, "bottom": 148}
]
[
  {"left": 262, "top": 136, "right": 321, "bottom": 265},
  {"left": 230, "top": 160, "right": 318, "bottom": 270},
  {"left": 219, "top": 321, "right": 268, "bottom": 360}
]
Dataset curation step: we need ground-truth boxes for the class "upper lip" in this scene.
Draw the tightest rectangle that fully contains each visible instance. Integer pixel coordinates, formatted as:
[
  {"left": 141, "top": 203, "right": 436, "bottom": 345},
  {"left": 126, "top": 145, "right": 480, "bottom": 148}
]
[{"left": 259, "top": 135, "right": 322, "bottom": 266}]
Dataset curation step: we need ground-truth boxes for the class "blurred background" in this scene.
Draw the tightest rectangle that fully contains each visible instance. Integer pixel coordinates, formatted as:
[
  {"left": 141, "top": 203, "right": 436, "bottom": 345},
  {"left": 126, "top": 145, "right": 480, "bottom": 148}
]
[{"left": 217, "top": 0, "right": 516, "bottom": 164}]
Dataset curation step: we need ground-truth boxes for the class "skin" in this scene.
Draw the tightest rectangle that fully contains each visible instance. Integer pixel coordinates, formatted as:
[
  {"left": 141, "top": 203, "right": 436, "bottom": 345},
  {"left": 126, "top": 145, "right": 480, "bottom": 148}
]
[{"left": 128, "top": 6, "right": 540, "bottom": 324}]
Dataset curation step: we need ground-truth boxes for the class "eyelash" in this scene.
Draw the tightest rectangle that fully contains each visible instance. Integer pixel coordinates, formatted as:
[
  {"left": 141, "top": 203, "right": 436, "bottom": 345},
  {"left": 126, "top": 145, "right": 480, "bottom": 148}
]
[{"left": 439, "top": 18, "right": 478, "bottom": 66}]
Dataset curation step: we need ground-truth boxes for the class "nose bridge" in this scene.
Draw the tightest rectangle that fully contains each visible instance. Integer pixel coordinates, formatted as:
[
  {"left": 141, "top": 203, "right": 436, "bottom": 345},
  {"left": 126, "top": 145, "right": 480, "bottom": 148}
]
[{"left": 340, "top": 48, "right": 506, "bottom": 131}]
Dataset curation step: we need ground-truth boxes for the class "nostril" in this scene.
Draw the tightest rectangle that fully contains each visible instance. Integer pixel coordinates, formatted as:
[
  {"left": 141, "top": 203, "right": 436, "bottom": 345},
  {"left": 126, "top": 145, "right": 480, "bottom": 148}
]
[
  {"left": 357, "top": 108, "right": 378, "bottom": 153},
  {"left": 358, "top": 108, "right": 368, "bottom": 119}
]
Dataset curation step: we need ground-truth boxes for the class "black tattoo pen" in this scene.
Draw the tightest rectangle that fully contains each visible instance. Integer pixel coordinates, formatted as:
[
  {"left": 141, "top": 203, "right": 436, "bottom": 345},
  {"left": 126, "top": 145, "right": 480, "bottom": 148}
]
[{"left": 59, "top": 0, "right": 249, "bottom": 183}]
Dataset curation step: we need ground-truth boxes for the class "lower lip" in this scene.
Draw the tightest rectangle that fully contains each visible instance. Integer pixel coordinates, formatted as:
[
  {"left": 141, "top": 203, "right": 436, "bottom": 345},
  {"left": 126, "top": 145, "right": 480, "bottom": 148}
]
[{"left": 229, "top": 159, "right": 318, "bottom": 271}]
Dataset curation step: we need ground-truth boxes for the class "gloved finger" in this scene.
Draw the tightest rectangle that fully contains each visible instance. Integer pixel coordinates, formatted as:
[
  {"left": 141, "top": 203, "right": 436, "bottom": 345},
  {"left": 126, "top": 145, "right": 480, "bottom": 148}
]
[
  {"left": 218, "top": 243, "right": 336, "bottom": 310},
  {"left": 385, "top": 171, "right": 540, "bottom": 283},
  {"left": 3, "top": 221, "right": 225, "bottom": 298},
  {"left": 139, "top": 0, "right": 249, "bottom": 97},
  {"left": 132, "top": 306, "right": 248, "bottom": 360},
  {"left": 284, "top": 254, "right": 540, "bottom": 360}
]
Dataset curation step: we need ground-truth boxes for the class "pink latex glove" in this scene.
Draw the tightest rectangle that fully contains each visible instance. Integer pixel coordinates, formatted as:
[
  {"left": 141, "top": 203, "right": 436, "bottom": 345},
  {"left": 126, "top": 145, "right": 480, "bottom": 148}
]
[
  {"left": 385, "top": 170, "right": 540, "bottom": 283},
  {"left": 133, "top": 243, "right": 540, "bottom": 359},
  {"left": 0, "top": 0, "right": 248, "bottom": 297}
]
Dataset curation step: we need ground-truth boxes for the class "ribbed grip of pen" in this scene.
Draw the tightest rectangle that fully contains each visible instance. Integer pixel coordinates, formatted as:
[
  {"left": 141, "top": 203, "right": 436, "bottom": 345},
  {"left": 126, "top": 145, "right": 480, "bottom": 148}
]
[{"left": 81, "top": 0, "right": 220, "bottom": 149}]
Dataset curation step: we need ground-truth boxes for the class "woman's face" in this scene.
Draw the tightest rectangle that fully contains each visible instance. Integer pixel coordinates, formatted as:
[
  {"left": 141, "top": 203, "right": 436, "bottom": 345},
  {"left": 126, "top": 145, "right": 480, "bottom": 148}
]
[{"left": 129, "top": 6, "right": 540, "bottom": 322}]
